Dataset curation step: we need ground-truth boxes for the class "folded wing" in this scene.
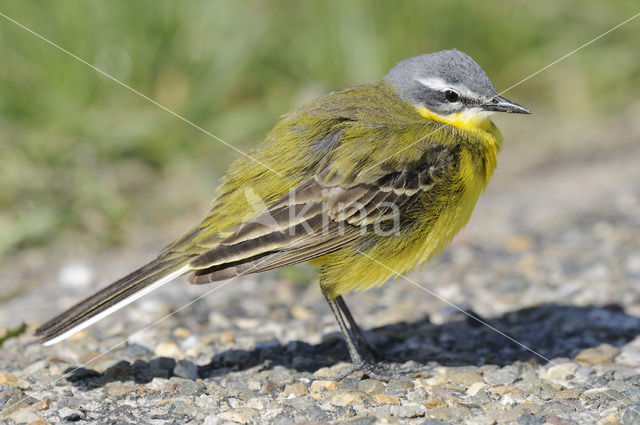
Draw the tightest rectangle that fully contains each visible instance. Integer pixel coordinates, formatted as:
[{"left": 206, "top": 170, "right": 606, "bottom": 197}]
[{"left": 188, "top": 164, "right": 438, "bottom": 284}]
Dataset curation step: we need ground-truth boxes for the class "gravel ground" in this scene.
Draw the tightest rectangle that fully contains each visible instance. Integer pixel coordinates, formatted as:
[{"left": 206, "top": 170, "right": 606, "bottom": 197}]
[{"left": 1, "top": 144, "right": 640, "bottom": 424}]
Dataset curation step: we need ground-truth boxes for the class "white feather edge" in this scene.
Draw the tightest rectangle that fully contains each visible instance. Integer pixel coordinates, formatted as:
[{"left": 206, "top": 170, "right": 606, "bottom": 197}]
[{"left": 43, "top": 265, "right": 192, "bottom": 346}]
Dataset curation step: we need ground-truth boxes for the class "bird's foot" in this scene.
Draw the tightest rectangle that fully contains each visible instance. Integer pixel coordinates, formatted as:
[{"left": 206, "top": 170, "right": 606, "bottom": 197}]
[{"left": 335, "top": 360, "right": 423, "bottom": 381}]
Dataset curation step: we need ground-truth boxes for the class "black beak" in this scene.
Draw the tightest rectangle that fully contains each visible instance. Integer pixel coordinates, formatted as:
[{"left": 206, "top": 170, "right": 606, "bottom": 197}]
[{"left": 481, "top": 95, "right": 531, "bottom": 114}]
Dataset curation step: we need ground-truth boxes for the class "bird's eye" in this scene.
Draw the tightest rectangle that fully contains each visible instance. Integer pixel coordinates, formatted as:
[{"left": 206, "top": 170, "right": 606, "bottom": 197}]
[{"left": 444, "top": 90, "right": 460, "bottom": 103}]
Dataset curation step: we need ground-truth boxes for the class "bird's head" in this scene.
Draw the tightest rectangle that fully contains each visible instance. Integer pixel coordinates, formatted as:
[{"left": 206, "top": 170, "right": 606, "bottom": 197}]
[{"left": 384, "top": 49, "right": 530, "bottom": 129}]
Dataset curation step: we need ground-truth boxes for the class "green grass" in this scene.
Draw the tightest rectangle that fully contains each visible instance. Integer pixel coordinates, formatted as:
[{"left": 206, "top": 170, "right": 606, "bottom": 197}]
[
  {"left": 0, "top": 323, "right": 26, "bottom": 347},
  {"left": 1, "top": 0, "right": 639, "bottom": 255}
]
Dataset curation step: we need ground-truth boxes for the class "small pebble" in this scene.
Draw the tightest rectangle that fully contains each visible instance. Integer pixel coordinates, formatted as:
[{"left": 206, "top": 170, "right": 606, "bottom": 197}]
[
  {"left": 424, "top": 399, "right": 447, "bottom": 408},
  {"left": 217, "top": 408, "right": 258, "bottom": 424},
  {"left": 489, "top": 385, "right": 514, "bottom": 395},
  {"left": 312, "top": 367, "right": 334, "bottom": 378},
  {"left": 359, "top": 379, "right": 386, "bottom": 395},
  {"left": 616, "top": 337, "right": 640, "bottom": 366},
  {"left": 283, "top": 383, "right": 308, "bottom": 397},
  {"left": 374, "top": 393, "right": 400, "bottom": 405},
  {"left": 58, "top": 407, "right": 85, "bottom": 421},
  {"left": 291, "top": 305, "right": 313, "bottom": 320},
  {"left": 582, "top": 387, "right": 613, "bottom": 399},
  {"left": 26, "top": 418, "right": 50, "bottom": 425},
  {"left": 149, "top": 357, "right": 175, "bottom": 371},
  {"left": 58, "top": 262, "right": 93, "bottom": 288},
  {"left": 236, "top": 318, "right": 260, "bottom": 330},
  {"left": 203, "top": 415, "right": 222, "bottom": 425},
  {"left": 466, "top": 382, "right": 488, "bottom": 396},
  {"left": 483, "top": 368, "right": 518, "bottom": 386},
  {"left": 545, "top": 363, "right": 578, "bottom": 381},
  {"left": 621, "top": 402, "right": 640, "bottom": 425},
  {"left": 310, "top": 380, "right": 338, "bottom": 392},
  {"left": 505, "top": 235, "right": 534, "bottom": 252},
  {"left": 330, "top": 390, "right": 370, "bottom": 406},
  {"left": 385, "top": 379, "right": 414, "bottom": 394},
  {"left": 391, "top": 403, "right": 426, "bottom": 418},
  {"left": 546, "top": 415, "right": 579, "bottom": 425},
  {"left": 244, "top": 397, "right": 265, "bottom": 410},
  {"left": 247, "top": 380, "right": 262, "bottom": 391},
  {"left": 31, "top": 398, "right": 51, "bottom": 411},
  {"left": 448, "top": 372, "right": 484, "bottom": 385},
  {"left": 283, "top": 396, "right": 314, "bottom": 410},
  {"left": 555, "top": 389, "right": 581, "bottom": 399},
  {"left": 173, "top": 327, "right": 191, "bottom": 338},
  {"left": 154, "top": 341, "right": 183, "bottom": 359},
  {"left": 219, "top": 331, "right": 235, "bottom": 344},
  {"left": 0, "top": 371, "right": 18, "bottom": 385},
  {"left": 8, "top": 407, "right": 40, "bottom": 424},
  {"left": 173, "top": 360, "right": 199, "bottom": 380},
  {"left": 106, "top": 382, "right": 134, "bottom": 397},
  {"left": 576, "top": 344, "right": 620, "bottom": 365},
  {"left": 423, "top": 375, "right": 447, "bottom": 386},
  {"left": 597, "top": 413, "right": 619, "bottom": 425}
]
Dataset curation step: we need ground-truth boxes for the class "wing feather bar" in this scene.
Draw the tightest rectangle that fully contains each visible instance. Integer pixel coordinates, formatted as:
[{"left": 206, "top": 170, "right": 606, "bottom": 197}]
[{"left": 188, "top": 164, "right": 437, "bottom": 284}]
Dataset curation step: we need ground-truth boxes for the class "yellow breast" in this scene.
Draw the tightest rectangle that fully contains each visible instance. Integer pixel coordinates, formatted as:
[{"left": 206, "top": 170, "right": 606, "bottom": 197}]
[
  {"left": 318, "top": 106, "right": 503, "bottom": 298},
  {"left": 416, "top": 105, "right": 501, "bottom": 181}
]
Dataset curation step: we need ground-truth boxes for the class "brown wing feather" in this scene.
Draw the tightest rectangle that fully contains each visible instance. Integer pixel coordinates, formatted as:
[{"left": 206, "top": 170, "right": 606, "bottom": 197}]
[{"left": 187, "top": 165, "right": 436, "bottom": 284}]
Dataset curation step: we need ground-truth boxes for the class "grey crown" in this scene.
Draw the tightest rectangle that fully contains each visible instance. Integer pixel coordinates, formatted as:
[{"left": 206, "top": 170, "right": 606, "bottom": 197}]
[{"left": 384, "top": 49, "right": 498, "bottom": 115}]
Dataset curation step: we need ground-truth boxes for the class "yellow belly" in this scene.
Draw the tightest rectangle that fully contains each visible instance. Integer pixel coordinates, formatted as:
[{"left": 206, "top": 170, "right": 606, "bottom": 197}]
[{"left": 317, "top": 126, "right": 501, "bottom": 298}]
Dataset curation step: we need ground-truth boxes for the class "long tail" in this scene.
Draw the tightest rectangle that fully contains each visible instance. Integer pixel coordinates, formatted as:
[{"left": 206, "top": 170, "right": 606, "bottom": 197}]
[{"left": 35, "top": 256, "right": 192, "bottom": 346}]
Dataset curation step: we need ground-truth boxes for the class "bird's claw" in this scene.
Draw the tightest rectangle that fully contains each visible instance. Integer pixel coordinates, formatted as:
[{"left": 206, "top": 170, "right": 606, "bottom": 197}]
[{"left": 335, "top": 361, "right": 423, "bottom": 381}]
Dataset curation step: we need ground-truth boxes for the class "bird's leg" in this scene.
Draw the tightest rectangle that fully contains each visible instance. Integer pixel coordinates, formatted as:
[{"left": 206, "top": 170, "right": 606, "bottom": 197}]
[
  {"left": 324, "top": 293, "right": 367, "bottom": 365},
  {"left": 334, "top": 295, "right": 378, "bottom": 363},
  {"left": 324, "top": 293, "right": 406, "bottom": 380}
]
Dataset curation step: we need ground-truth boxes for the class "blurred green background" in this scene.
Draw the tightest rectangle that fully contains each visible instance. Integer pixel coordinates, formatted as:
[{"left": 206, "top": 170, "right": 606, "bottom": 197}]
[{"left": 1, "top": 0, "right": 639, "bottom": 257}]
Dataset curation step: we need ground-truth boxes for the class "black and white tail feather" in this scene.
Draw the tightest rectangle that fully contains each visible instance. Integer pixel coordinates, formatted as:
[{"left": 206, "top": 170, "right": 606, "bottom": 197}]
[{"left": 35, "top": 257, "right": 192, "bottom": 346}]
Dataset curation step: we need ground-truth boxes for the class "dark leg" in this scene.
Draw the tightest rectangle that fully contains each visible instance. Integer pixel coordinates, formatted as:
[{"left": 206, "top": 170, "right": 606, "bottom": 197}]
[
  {"left": 324, "top": 293, "right": 409, "bottom": 380},
  {"left": 324, "top": 293, "right": 367, "bottom": 368},
  {"left": 335, "top": 295, "right": 378, "bottom": 362}
]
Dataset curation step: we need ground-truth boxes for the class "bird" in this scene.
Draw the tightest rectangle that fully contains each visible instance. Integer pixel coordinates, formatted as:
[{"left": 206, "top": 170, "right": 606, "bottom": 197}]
[{"left": 35, "top": 49, "right": 530, "bottom": 378}]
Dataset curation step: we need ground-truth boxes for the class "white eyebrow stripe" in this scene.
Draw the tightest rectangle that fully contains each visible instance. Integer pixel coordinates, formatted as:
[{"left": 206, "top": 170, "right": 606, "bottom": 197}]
[
  {"left": 416, "top": 77, "right": 478, "bottom": 99},
  {"left": 416, "top": 77, "right": 449, "bottom": 91}
]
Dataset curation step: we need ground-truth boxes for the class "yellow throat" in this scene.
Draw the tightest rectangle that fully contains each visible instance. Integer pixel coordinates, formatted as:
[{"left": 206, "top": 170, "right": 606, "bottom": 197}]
[
  {"left": 415, "top": 105, "right": 493, "bottom": 132},
  {"left": 415, "top": 104, "right": 502, "bottom": 189}
]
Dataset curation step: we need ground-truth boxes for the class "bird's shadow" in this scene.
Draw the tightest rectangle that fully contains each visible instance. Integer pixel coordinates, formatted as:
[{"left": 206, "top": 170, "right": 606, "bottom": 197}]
[{"left": 65, "top": 303, "right": 640, "bottom": 388}]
